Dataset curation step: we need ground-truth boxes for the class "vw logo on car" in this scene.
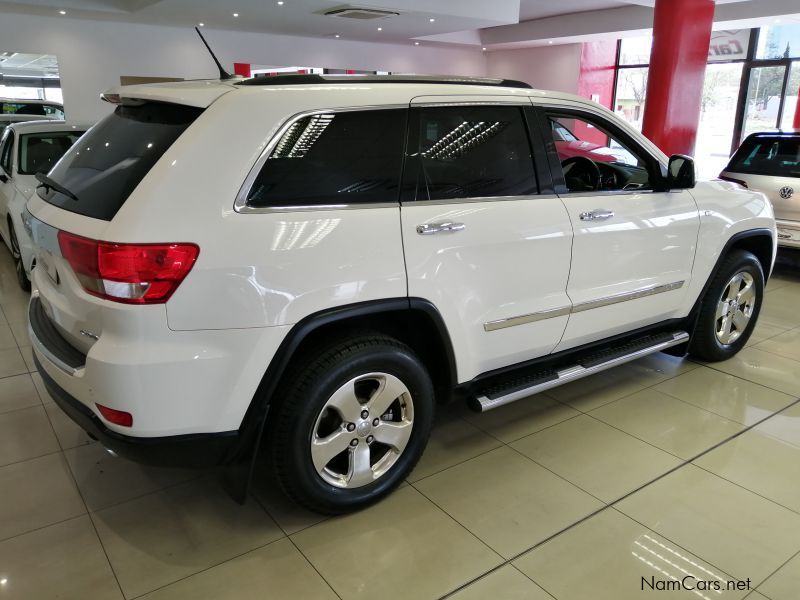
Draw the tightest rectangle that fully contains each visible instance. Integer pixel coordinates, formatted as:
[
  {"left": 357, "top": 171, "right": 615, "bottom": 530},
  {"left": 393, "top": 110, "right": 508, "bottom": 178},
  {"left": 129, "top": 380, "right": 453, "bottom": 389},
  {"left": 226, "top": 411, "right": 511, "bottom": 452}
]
[{"left": 779, "top": 186, "right": 794, "bottom": 200}]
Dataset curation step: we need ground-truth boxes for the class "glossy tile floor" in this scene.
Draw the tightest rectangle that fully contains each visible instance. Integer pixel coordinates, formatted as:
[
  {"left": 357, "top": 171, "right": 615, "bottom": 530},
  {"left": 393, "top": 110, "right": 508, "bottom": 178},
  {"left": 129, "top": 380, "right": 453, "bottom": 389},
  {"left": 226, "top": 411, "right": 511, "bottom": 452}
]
[{"left": 2, "top": 246, "right": 800, "bottom": 600}]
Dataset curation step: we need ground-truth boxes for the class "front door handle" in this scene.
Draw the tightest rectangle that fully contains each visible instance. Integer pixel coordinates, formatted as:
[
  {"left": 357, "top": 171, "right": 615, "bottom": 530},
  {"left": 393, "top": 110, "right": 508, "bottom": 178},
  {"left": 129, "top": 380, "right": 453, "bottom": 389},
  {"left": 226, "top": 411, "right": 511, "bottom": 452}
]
[
  {"left": 579, "top": 209, "right": 615, "bottom": 221},
  {"left": 416, "top": 222, "right": 466, "bottom": 235}
]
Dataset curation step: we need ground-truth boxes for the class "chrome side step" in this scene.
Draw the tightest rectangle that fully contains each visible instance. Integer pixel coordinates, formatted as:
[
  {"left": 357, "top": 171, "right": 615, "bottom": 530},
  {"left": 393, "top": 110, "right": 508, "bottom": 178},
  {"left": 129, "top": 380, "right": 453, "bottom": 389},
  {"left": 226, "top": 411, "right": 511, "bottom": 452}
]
[{"left": 475, "top": 330, "right": 690, "bottom": 412}]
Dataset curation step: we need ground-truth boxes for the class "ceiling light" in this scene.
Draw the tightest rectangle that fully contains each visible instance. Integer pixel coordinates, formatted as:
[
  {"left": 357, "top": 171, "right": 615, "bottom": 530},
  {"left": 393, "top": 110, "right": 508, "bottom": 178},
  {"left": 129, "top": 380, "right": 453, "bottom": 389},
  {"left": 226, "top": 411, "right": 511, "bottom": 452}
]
[
  {"left": 335, "top": 34, "right": 340, "bottom": 38},
  {"left": 548, "top": 40, "right": 553, "bottom": 44},
  {"left": 377, "top": 27, "right": 382, "bottom": 31},
  {"left": 233, "top": 13, "right": 239, "bottom": 17},
  {"left": 414, "top": 42, "right": 420, "bottom": 46},
  {"left": 198, "top": 22, "right": 204, "bottom": 26},
  {"left": 429, "top": 18, "right": 435, "bottom": 22},
  {"left": 59, "top": 10, "right": 66, "bottom": 14},
  {"left": 482, "top": 47, "right": 486, "bottom": 51},
  {"left": 277, "top": 1, "right": 284, "bottom": 5}
]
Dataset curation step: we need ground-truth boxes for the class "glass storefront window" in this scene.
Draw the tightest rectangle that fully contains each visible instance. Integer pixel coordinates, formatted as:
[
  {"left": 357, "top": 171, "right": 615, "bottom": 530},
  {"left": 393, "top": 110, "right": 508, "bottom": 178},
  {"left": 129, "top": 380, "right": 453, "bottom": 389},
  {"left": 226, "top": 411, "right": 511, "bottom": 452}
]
[
  {"left": 619, "top": 36, "right": 652, "bottom": 65},
  {"left": 696, "top": 63, "right": 744, "bottom": 178},
  {"left": 742, "top": 65, "right": 788, "bottom": 139},
  {"left": 614, "top": 67, "right": 649, "bottom": 131},
  {"left": 780, "top": 62, "right": 800, "bottom": 130},
  {"left": 756, "top": 24, "right": 800, "bottom": 60}
]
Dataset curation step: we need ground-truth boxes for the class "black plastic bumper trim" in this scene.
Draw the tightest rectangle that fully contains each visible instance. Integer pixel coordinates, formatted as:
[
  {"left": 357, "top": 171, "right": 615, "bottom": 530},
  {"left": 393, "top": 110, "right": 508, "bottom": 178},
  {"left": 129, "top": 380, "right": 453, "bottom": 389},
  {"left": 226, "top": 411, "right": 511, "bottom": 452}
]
[
  {"left": 34, "top": 354, "right": 239, "bottom": 468},
  {"left": 28, "top": 296, "right": 86, "bottom": 370}
]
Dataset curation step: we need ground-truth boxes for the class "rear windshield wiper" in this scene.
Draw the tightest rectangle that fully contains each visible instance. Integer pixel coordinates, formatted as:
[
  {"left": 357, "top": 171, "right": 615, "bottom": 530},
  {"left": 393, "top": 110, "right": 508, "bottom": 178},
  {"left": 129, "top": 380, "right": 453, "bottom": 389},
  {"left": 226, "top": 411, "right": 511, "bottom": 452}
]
[{"left": 35, "top": 172, "right": 80, "bottom": 202}]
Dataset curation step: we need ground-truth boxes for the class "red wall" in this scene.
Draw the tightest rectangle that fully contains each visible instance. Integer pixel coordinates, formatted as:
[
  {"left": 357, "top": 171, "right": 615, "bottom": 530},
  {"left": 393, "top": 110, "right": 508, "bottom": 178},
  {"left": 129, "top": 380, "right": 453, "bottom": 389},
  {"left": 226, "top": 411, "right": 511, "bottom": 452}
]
[{"left": 575, "top": 40, "right": 618, "bottom": 145}]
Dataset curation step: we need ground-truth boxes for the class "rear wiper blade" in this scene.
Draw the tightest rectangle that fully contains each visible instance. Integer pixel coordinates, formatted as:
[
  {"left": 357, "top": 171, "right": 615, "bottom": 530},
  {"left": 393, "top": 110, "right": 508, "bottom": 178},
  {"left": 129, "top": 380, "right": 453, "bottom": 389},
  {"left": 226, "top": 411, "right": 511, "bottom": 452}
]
[{"left": 35, "top": 172, "right": 79, "bottom": 202}]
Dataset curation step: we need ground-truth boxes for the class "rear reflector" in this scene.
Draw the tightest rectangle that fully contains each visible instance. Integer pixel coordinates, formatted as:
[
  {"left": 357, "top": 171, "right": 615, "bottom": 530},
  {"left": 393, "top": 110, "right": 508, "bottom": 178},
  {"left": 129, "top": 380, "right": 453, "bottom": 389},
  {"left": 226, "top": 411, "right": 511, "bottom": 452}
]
[
  {"left": 58, "top": 231, "right": 199, "bottom": 304},
  {"left": 96, "top": 403, "right": 133, "bottom": 427},
  {"left": 719, "top": 175, "right": 748, "bottom": 188}
]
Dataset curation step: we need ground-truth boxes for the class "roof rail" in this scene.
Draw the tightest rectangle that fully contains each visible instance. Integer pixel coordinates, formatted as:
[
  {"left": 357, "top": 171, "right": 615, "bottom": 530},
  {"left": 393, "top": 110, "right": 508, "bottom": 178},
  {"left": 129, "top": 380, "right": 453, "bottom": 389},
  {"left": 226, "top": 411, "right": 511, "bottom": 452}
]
[{"left": 236, "top": 74, "right": 532, "bottom": 89}]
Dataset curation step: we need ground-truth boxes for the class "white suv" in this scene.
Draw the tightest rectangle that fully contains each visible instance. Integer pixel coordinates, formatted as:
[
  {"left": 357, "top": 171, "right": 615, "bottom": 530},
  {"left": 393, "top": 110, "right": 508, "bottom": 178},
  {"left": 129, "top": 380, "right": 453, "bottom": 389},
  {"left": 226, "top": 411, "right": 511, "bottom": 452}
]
[{"left": 26, "top": 75, "right": 776, "bottom": 513}]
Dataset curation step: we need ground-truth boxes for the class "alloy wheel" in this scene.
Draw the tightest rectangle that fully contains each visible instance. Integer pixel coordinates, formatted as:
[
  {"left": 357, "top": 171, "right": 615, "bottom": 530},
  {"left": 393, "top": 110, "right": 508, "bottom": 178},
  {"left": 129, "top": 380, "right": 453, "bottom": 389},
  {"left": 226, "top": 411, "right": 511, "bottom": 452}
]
[
  {"left": 310, "top": 372, "right": 414, "bottom": 489},
  {"left": 715, "top": 271, "right": 756, "bottom": 345}
]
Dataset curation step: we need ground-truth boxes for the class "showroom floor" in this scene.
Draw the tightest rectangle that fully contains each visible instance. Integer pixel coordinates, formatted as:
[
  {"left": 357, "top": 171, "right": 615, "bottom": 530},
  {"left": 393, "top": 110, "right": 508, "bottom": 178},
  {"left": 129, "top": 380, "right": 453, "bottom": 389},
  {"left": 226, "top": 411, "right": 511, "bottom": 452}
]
[{"left": 2, "top": 247, "right": 800, "bottom": 600}]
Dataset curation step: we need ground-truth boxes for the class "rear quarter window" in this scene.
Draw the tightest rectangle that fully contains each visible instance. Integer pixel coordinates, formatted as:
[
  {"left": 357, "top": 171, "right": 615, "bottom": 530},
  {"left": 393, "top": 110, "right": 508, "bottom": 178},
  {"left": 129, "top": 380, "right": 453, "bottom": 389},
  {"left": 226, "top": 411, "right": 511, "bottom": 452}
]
[{"left": 37, "top": 102, "right": 203, "bottom": 220}]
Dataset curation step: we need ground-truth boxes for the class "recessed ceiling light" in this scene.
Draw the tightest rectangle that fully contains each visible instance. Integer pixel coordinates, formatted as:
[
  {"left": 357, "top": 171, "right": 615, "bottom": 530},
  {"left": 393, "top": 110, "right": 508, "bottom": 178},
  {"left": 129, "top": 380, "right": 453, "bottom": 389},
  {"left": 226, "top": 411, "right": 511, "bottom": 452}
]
[
  {"left": 414, "top": 42, "right": 420, "bottom": 46},
  {"left": 377, "top": 27, "right": 383, "bottom": 31},
  {"left": 277, "top": 1, "right": 284, "bottom": 5},
  {"left": 198, "top": 22, "right": 204, "bottom": 26},
  {"left": 59, "top": 10, "right": 66, "bottom": 14},
  {"left": 335, "top": 34, "right": 340, "bottom": 38},
  {"left": 233, "top": 13, "right": 239, "bottom": 17},
  {"left": 482, "top": 47, "right": 486, "bottom": 51},
  {"left": 429, "top": 18, "right": 435, "bottom": 22}
]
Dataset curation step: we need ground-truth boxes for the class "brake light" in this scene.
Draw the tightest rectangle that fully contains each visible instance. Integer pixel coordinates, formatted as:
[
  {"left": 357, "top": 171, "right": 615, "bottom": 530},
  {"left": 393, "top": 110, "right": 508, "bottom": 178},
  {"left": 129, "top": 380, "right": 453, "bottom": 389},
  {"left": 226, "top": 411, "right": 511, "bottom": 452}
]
[
  {"left": 96, "top": 403, "right": 133, "bottom": 427},
  {"left": 719, "top": 175, "right": 748, "bottom": 188},
  {"left": 57, "top": 231, "right": 199, "bottom": 304}
]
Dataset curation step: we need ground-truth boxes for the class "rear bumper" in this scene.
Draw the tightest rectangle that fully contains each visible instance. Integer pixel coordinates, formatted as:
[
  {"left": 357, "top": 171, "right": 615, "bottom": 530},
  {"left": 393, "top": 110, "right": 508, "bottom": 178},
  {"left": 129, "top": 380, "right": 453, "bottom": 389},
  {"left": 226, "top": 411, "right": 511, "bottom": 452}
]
[
  {"left": 34, "top": 354, "right": 240, "bottom": 467},
  {"left": 776, "top": 220, "right": 800, "bottom": 249}
]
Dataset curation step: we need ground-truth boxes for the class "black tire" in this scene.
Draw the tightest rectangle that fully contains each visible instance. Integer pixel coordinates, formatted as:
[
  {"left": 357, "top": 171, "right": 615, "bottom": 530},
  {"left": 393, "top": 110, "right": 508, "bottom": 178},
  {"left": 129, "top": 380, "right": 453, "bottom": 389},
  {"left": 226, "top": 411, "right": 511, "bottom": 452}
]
[
  {"left": 268, "top": 334, "right": 434, "bottom": 514},
  {"left": 8, "top": 221, "right": 31, "bottom": 292},
  {"left": 688, "top": 250, "right": 764, "bottom": 362}
]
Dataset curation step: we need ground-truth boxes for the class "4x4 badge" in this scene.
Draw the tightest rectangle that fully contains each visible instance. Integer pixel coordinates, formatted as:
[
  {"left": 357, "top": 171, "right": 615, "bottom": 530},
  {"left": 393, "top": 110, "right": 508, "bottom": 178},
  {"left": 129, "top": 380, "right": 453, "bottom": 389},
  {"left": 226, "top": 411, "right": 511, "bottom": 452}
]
[{"left": 779, "top": 186, "right": 794, "bottom": 199}]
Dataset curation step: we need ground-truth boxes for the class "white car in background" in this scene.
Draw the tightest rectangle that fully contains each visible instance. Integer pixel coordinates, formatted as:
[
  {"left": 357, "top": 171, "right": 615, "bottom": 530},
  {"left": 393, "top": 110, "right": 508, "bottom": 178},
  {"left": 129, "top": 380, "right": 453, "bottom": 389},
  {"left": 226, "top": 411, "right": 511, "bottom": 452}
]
[
  {"left": 721, "top": 130, "right": 800, "bottom": 248},
  {"left": 0, "top": 98, "right": 64, "bottom": 130},
  {"left": 0, "top": 120, "right": 89, "bottom": 289}
]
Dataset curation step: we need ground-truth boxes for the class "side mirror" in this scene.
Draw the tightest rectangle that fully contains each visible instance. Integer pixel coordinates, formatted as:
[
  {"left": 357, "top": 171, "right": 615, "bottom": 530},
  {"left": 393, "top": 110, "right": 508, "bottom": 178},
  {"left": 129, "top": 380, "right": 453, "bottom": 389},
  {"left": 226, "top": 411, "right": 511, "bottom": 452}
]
[{"left": 668, "top": 155, "right": 696, "bottom": 190}]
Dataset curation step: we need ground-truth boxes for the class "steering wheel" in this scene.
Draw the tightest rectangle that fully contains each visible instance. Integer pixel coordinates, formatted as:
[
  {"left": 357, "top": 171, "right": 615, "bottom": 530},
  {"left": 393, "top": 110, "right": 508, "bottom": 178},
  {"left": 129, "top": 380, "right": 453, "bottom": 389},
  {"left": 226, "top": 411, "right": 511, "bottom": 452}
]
[{"left": 561, "top": 156, "right": 601, "bottom": 192}]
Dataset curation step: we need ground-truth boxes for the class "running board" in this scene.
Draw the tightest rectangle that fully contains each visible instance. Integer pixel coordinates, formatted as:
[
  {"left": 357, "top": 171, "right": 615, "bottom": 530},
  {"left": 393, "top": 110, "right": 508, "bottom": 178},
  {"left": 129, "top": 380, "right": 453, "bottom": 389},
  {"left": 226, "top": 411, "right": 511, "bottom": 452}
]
[{"left": 474, "top": 330, "right": 690, "bottom": 412}]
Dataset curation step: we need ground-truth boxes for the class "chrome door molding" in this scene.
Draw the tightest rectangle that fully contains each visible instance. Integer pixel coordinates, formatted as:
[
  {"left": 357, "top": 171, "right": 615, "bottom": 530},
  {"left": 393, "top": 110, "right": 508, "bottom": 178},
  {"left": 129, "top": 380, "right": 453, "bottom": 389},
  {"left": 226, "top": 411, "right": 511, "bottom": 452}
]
[
  {"left": 483, "top": 306, "right": 571, "bottom": 332},
  {"left": 484, "top": 280, "right": 685, "bottom": 332}
]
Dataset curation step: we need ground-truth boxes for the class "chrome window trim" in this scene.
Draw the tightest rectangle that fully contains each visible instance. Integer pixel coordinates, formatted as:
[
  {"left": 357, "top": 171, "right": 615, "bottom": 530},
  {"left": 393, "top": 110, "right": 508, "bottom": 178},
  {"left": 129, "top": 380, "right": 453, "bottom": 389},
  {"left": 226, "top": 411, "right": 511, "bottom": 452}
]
[
  {"left": 483, "top": 280, "right": 685, "bottom": 332},
  {"left": 404, "top": 194, "right": 559, "bottom": 207},
  {"left": 234, "top": 104, "right": 407, "bottom": 214}
]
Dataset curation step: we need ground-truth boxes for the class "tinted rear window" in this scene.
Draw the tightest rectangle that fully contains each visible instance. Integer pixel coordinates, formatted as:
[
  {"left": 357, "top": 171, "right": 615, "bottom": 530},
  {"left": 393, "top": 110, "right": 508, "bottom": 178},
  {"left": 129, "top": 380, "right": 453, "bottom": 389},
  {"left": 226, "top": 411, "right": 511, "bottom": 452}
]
[
  {"left": 37, "top": 102, "right": 202, "bottom": 220},
  {"left": 727, "top": 135, "right": 800, "bottom": 178}
]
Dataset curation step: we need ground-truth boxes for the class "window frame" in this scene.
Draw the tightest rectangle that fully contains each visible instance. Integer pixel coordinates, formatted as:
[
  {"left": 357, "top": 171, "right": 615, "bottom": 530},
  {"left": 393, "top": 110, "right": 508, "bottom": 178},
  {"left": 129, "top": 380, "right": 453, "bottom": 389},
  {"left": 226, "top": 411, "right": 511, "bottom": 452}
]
[
  {"left": 0, "top": 130, "right": 15, "bottom": 177},
  {"left": 401, "top": 101, "right": 547, "bottom": 205},
  {"left": 534, "top": 105, "right": 668, "bottom": 196},
  {"left": 235, "top": 104, "right": 409, "bottom": 213}
]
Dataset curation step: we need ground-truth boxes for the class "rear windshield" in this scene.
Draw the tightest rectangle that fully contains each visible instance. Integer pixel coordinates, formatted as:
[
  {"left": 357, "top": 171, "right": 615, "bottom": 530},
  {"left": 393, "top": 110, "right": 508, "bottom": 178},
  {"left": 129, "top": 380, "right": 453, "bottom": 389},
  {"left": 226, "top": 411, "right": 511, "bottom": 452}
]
[
  {"left": 37, "top": 102, "right": 202, "bottom": 220},
  {"left": 18, "top": 131, "right": 84, "bottom": 175},
  {"left": 727, "top": 135, "right": 800, "bottom": 179}
]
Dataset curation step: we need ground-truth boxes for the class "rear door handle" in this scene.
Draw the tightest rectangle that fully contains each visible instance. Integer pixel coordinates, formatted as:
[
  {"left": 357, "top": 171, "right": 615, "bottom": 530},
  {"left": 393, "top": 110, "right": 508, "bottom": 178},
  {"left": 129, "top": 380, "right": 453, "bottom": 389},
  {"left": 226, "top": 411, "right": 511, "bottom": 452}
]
[
  {"left": 579, "top": 209, "right": 615, "bottom": 221},
  {"left": 416, "top": 222, "right": 466, "bottom": 235}
]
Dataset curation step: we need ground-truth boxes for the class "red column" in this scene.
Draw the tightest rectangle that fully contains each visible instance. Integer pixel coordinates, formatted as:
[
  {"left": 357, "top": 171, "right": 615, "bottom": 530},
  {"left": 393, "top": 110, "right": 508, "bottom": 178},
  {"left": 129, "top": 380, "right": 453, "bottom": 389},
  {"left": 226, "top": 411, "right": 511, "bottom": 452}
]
[
  {"left": 641, "top": 0, "right": 715, "bottom": 157},
  {"left": 794, "top": 85, "right": 800, "bottom": 129}
]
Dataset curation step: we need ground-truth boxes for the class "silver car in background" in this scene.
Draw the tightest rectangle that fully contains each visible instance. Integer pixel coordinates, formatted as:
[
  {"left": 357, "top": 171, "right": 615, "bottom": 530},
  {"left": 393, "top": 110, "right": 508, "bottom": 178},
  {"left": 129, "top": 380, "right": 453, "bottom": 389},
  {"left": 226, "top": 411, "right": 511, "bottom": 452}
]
[{"left": 721, "top": 130, "right": 800, "bottom": 248}]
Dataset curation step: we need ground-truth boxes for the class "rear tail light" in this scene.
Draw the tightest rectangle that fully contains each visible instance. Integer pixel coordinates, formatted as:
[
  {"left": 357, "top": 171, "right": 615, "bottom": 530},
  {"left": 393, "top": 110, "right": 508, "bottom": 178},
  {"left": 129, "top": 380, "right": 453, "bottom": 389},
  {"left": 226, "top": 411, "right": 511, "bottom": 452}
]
[
  {"left": 57, "top": 231, "right": 199, "bottom": 304},
  {"left": 96, "top": 403, "right": 133, "bottom": 427},
  {"left": 719, "top": 175, "right": 748, "bottom": 188}
]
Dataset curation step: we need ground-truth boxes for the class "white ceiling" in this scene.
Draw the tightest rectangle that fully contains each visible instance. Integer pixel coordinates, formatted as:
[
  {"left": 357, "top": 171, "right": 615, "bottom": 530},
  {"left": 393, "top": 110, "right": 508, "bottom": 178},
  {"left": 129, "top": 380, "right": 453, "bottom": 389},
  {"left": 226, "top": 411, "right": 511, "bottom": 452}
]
[{"left": 0, "top": 0, "right": 771, "bottom": 50}]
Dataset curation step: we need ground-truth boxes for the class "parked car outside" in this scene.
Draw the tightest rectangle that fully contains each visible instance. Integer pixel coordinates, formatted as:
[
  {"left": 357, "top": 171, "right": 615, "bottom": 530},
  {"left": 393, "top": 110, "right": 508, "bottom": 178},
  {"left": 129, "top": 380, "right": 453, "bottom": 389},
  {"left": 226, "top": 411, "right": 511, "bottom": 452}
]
[
  {"left": 0, "top": 120, "right": 90, "bottom": 289},
  {"left": 721, "top": 130, "right": 800, "bottom": 248},
  {"left": 24, "top": 75, "right": 776, "bottom": 513}
]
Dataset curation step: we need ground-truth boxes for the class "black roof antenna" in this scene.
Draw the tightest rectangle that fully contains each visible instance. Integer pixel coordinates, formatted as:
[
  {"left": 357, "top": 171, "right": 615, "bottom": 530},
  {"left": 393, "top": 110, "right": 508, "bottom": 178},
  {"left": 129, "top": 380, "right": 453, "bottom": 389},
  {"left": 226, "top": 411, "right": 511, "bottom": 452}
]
[{"left": 195, "top": 26, "right": 235, "bottom": 80}]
